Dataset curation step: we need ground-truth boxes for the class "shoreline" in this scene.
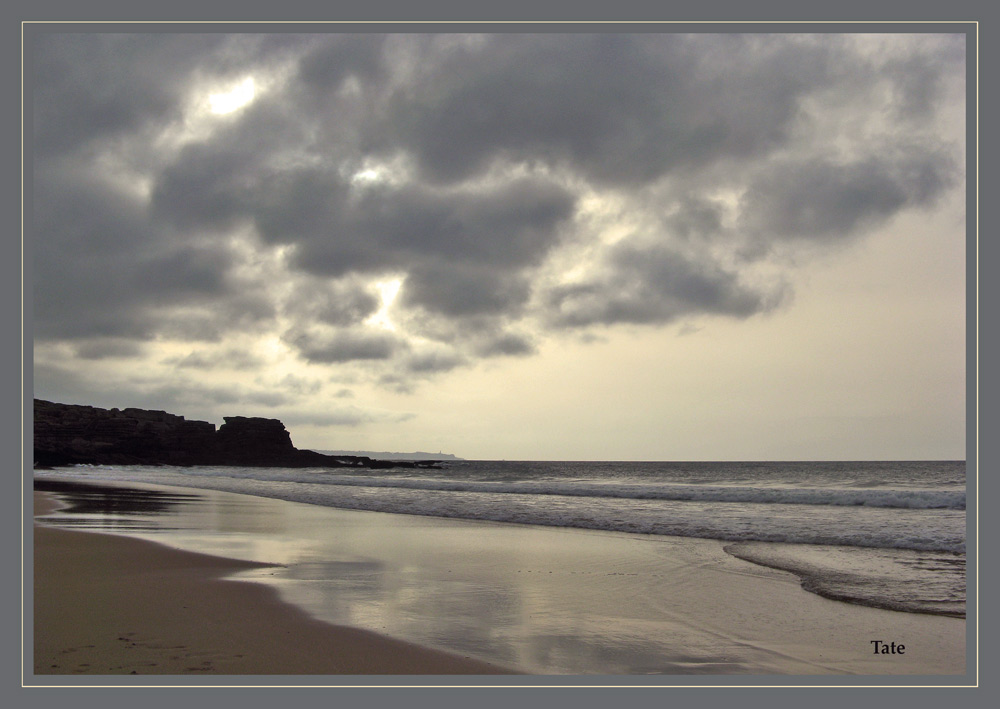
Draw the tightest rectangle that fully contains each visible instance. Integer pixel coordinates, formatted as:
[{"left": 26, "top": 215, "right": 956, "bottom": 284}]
[
  {"left": 32, "top": 491, "right": 516, "bottom": 677},
  {"left": 31, "top": 479, "right": 967, "bottom": 677}
]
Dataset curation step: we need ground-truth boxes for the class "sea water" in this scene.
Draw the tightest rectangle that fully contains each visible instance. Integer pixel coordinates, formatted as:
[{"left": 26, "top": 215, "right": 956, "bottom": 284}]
[{"left": 33, "top": 459, "right": 967, "bottom": 618}]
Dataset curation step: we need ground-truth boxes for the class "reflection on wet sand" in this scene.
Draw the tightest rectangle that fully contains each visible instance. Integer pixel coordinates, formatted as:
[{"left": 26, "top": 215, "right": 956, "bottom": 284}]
[{"left": 34, "top": 478, "right": 199, "bottom": 516}]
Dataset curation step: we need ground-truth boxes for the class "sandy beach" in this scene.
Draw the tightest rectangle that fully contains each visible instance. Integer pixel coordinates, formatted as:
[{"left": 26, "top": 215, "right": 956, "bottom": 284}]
[
  {"left": 31, "top": 481, "right": 967, "bottom": 678},
  {"left": 33, "top": 492, "right": 513, "bottom": 676}
]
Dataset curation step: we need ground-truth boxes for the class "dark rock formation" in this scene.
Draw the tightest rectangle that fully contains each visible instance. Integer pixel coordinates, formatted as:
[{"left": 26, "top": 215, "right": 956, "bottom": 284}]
[
  {"left": 34, "top": 399, "right": 217, "bottom": 467},
  {"left": 215, "top": 416, "right": 295, "bottom": 465},
  {"left": 32, "top": 399, "right": 391, "bottom": 469}
]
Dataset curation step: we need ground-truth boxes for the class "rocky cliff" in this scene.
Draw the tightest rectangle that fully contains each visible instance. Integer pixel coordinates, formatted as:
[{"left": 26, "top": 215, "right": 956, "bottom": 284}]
[{"left": 33, "top": 399, "right": 381, "bottom": 468}]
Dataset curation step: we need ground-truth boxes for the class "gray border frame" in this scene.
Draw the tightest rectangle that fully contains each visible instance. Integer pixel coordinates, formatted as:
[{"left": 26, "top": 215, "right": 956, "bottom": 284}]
[{"left": 13, "top": 0, "right": 988, "bottom": 704}]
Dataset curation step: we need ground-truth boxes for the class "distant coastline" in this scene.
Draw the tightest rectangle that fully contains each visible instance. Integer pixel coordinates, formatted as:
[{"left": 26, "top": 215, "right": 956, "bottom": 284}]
[
  {"left": 32, "top": 399, "right": 448, "bottom": 469},
  {"left": 312, "top": 450, "right": 463, "bottom": 462}
]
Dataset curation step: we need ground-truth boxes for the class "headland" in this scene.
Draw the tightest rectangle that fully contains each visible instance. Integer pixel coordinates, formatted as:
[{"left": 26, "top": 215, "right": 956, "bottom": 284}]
[{"left": 33, "top": 399, "right": 441, "bottom": 469}]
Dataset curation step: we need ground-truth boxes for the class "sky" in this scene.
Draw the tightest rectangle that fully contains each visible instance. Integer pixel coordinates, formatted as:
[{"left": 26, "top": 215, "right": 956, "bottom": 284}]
[{"left": 29, "top": 31, "right": 967, "bottom": 461}]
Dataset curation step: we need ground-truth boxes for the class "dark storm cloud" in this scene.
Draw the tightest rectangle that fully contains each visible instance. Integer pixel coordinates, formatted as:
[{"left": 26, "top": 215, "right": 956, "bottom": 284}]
[
  {"left": 473, "top": 331, "right": 537, "bottom": 358},
  {"left": 365, "top": 34, "right": 835, "bottom": 186},
  {"left": 295, "top": 33, "right": 388, "bottom": 91},
  {"left": 157, "top": 293, "right": 277, "bottom": 343},
  {"left": 31, "top": 31, "right": 964, "bottom": 393},
  {"left": 32, "top": 149, "right": 263, "bottom": 342},
  {"left": 544, "top": 242, "right": 787, "bottom": 329},
  {"left": 402, "top": 348, "right": 468, "bottom": 375},
  {"left": 738, "top": 151, "right": 957, "bottom": 244},
  {"left": 282, "top": 278, "right": 382, "bottom": 328},
  {"left": 132, "top": 245, "right": 234, "bottom": 297},
  {"left": 661, "top": 196, "right": 727, "bottom": 242},
  {"left": 167, "top": 348, "right": 265, "bottom": 371},
  {"left": 33, "top": 148, "right": 278, "bottom": 344},
  {"left": 284, "top": 327, "right": 402, "bottom": 364},
  {"left": 33, "top": 159, "right": 153, "bottom": 255},
  {"left": 35, "top": 228, "right": 273, "bottom": 344},
  {"left": 150, "top": 141, "right": 266, "bottom": 233},
  {"left": 401, "top": 264, "right": 532, "bottom": 318},
  {"left": 345, "top": 177, "right": 576, "bottom": 270},
  {"left": 242, "top": 169, "right": 576, "bottom": 324},
  {"left": 33, "top": 33, "right": 301, "bottom": 157},
  {"left": 32, "top": 33, "right": 317, "bottom": 344},
  {"left": 150, "top": 121, "right": 576, "bottom": 321},
  {"left": 74, "top": 339, "right": 145, "bottom": 360},
  {"left": 882, "top": 37, "right": 967, "bottom": 121},
  {"left": 32, "top": 158, "right": 156, "bottom": 338},
  {"left": 33, "top": 34, "right": 203, "bottom": 156},
  {"left": 249, "top": 173, "right": 577, "bottom": 312}
]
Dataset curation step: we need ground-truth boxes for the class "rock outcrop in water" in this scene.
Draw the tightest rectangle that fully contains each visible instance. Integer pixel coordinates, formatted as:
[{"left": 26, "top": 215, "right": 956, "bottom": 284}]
[{"left": 32, "top": 399, "right": 434, "bottom": 469}]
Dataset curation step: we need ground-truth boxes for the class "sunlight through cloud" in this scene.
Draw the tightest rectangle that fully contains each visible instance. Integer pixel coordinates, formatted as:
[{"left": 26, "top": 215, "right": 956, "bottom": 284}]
[
  {"left": 209, "top": 77, "right": 256, "bottom": 114},
  {"left": 366, "top": 278, "right": 404, "bottom": 331}
]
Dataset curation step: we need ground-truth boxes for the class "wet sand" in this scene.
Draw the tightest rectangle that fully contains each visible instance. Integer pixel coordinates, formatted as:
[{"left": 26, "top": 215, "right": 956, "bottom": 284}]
[
  {"left": 33, "top": 492, "right": 513, "bottom": 676},
  {"left": 31, "top": 483, "right": 967, "bottom": 677}
]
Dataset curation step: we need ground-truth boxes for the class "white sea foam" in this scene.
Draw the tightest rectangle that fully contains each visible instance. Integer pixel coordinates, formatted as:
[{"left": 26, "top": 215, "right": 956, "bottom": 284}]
[
  {"left": 200, "top": 472, "right": 965, "bottom": 509},
  {"left": 724, "top": 542, "right": 966, "bottom": 617}
]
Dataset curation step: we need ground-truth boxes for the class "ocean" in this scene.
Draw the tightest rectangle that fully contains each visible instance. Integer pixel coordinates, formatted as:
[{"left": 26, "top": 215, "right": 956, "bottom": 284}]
[{"left": 33, "top": 459, "right": 966, "bottom": 620}]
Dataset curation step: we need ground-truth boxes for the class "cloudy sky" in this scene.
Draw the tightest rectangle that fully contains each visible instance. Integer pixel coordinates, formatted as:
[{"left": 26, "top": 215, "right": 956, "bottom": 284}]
[{"left": 30, "top": 31, "right": 967, "bottom": 461}]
